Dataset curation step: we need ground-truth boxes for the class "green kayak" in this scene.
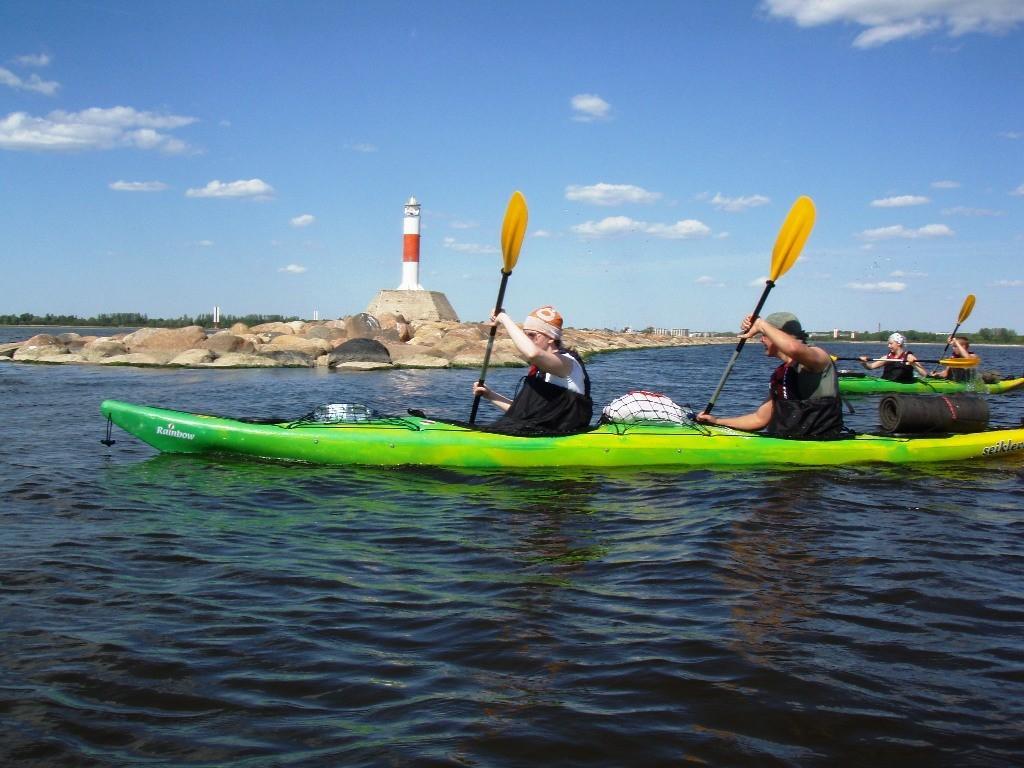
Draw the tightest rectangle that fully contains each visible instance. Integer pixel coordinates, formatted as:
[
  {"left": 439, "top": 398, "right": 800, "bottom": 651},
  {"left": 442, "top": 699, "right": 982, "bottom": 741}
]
[
  {"left": 838, "top": 375, "right": 1024, "bottom": 396},
  {"left": 100, "top": 399, "right": 1024, "bottom": 468}
]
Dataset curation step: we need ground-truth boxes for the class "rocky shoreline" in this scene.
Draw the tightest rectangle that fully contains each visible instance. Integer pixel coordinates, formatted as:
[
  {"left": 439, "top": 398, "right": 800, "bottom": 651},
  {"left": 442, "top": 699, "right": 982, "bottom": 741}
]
[{"left": 1, "top": 313, "right": 732, "bottom": 371}]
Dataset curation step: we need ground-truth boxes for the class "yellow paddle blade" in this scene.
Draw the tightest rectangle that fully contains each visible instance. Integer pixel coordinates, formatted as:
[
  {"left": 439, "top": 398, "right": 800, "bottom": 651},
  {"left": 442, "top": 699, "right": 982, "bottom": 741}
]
[
  {"left": 940, "top": 357, "right": 979, "bottom": 368},
  {"left": 958, "top": 294, "right": 976, "bottom": 324},
  {"left": 500, "top": 191, "right": 528, "bottom": 273},
  {"left": 769, "top": 195, "right": 815, "bottom": 282}
]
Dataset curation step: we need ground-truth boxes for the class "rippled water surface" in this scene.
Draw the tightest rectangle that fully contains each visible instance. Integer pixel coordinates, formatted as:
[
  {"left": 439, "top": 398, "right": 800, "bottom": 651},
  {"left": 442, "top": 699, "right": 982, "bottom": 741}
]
[{"left": 2, "top": 334, "right": 1024, "bottom": 767}]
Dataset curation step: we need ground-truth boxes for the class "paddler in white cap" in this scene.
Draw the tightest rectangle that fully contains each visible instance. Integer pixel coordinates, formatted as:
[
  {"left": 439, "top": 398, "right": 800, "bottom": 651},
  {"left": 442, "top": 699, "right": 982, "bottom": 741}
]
[{"left": 858, "top": 332, "right": 927, "bottom": 383}]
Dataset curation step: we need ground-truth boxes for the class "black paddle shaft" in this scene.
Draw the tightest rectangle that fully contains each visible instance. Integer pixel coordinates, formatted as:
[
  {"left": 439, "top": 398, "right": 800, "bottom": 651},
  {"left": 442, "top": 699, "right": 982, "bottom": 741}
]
[
  {"left": 468, "top": 269, "right": 511, "bottom": 425},
  {"left": 703, "top": 280, "right": 775, "bottom": 414}
]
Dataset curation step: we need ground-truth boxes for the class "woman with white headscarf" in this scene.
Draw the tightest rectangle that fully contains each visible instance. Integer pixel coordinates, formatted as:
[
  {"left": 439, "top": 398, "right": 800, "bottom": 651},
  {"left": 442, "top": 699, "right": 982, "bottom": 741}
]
[{"left": 858, "top": 332, "right": 927, "bottom": 383}]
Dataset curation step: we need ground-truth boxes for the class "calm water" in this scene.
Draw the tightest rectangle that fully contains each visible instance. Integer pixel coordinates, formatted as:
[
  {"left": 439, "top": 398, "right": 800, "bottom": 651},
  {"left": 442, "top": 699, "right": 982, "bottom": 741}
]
[{"left": 2, "top": 330, "right": 1024, "bottom": 767}]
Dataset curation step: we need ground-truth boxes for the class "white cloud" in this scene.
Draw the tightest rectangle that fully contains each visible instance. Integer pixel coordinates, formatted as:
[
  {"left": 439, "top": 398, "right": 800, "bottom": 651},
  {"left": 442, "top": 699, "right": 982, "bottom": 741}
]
[
  {"left": 992, "top": 279, "right": 1024, "bottom": 287},
  {"left": 532, "top": 229, "right": 554, "bottom": 238},
  {"left": 761, "top": 0, "right": 1024, "bottom": 47},
  {"left": 998, "top": 131, "right": 1022, "bottom": 140},
  {"left": 109, "top": 180, "right": 168, "bottom": 192},
  {"left": 565, "top": 183, "right": 661, "bottom": 206},
  {"left": 442, "top": 236, "right": 498, "bottom": 254},
  {"left": 870, "top": 195, "right": 929, "bottom": 207},
  {"left": 572, "top": 216, "right": 640, "bottom": 237},
  {"left": 196, "top": 240, "right": 214, "bottom": 247},
  {"left": 186, "top": 179, "right": 274, "bottom": 199},
  {"left": 290, "top": 214, "right": 315, "bottom": 228},
  {"left": 695, "top": 275, "right": 725, "bottom": 288},
  {"left": 15, "top": 53, "right": 51, "bottom": 67},
  {"left": 1011, "top": 183, "right": 1024, "bottom": 196},
  {"left": 748, "top": 276, "right": 769, "bottom": 288},
  {"left": 572, "top": 216, "right": 711, "bottom": 239},
  {"left": 890, "top": 270, "right": 928, "bottom": 278},
  {"left": 0, "top": 67, "right": 59, "bottom": 95},
  {"left": 570, "top": 93, "right": 611, "bottom": 122},
  {"left": 858, "top": 223, "right": 954, "bottom": 240},
  {"left": 0, "top": 106, "right": 195, "bottom": 152},
  {"left": 645, "top": 220, "right": 713, "bottom": 238},
  {"left": 279, "top": 264, "right": 307, "bottom": 274},
  {"left": 931, "top": 180, "right": 960, "bottom": 189},
  {"left": 348, "top": 142, "right": 378, "bottom": 153},
  {"left": 847, "top": 281, "right": 907, "bottom": 292},
  {"left": 942, "top": 205, "right": 1002, "bottom": 217},
  {"left": 705, "top": 192, "right": 770, "bottom": 212}
]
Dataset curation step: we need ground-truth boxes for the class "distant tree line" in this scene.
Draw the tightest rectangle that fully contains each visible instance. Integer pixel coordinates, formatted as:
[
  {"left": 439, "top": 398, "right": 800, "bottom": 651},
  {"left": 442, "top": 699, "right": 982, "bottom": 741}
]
[
  {"left": 0, "top": 312, "right": 301, "bottom": 328},
  {"left": 852, "top": 328, "right": 1022, "bottom": 344}
]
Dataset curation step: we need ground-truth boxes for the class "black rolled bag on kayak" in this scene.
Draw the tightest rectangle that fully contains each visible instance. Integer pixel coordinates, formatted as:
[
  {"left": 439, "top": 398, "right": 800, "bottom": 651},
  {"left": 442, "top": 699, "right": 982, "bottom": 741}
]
[{"left": 878, "top": 394, "right": 989, "bottom": 434}]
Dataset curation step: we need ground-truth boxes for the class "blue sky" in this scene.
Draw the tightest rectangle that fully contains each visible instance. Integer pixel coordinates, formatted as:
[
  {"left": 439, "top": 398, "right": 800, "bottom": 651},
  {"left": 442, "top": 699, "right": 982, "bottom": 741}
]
[{"left": 2, "top": 0, "right": 1022, "bottom": 333}]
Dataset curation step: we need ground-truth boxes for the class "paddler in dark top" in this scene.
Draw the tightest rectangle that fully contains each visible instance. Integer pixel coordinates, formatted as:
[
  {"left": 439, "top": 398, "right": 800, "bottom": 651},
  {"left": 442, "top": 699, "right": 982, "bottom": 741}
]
[
  {"left": 471, "top": 305, "right": 593, "bottom": 434},
  {"left": 696, "top": 311, "right": 844, "bottom": 438},
  {"left": 857, "top": 332, "right": 928, "bottom": 383},
  {"left": 929, "top": 335, "right": 978, "bottom": 382}
]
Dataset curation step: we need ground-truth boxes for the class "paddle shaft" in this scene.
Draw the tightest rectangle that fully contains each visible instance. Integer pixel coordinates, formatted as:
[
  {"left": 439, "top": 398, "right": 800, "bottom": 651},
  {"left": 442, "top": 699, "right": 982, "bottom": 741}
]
[
  {"left": 468, "top": 269, "right": 511, "bottom": 424},
  {"left": 941, "top": 323, "right": 964, "bottom": 357},
  {"left": 942, "top": 295, "right": 975, "bottom": 356},
  {"left": 703, "top": 280, "right": 774, "bottom": 414},
  {"left": 834, "top": 356, "right": 976, "bottom": 367}
]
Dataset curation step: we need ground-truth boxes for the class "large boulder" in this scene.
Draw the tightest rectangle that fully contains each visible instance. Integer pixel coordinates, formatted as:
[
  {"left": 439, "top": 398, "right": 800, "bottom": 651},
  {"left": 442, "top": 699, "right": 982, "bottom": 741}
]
[
  {"left": 169, "top": 348, "right": 215, "bottom": 366},
  {"left": 204, "top": 352, "right": 283, "bottom": 368},
  {"left": 12, "top": 345, "right": 70, "bottom": 362},
  {"left": 452, "top": 338, "right": 523, "bottom": 368},
  {"left": 79, "top": 339, "right": 128, "bottom": 362},
  {"left": 202, "top": 331, "right": 254, "bottom": 355},
  {"left": 64, "top": 336, "right": 93, "bottom": 352},
  {"left": 304, "top": 325, "right": 348, "bottom": 342},
  {"left": 446, "top": 324, "right": 489, "bottom": 342},
  {"left": 376, "top": 312, "right": 412, "bottom": 342},
  {"left": 21, "top": 333, "right": 61, "bottom": 347},
  {"left": 327, "top": 337, "right": 391, "bottom": 367},
  {"left": 99, "top": 352, "right": 168, "bottom": 366},
  {"left": 123, "top": 326, "right": 207, "bottom": 355},
  {"left": 345, "top": 313, "right": 382, "bottom": 340},
  {"left": 12, "top": 337, "right": 67, "bottom": 361},
  {"left": 385, "top": 342, "right": 449, "bottom": 368},
  {"left": 257, "top": 349, "right": 316, "bottom": 367},
  {"left": 249, "top": 321, "right": 295, "bottom": 335},
  {"left": 263, "top": 335, "right": 332, "bottom": 356}
]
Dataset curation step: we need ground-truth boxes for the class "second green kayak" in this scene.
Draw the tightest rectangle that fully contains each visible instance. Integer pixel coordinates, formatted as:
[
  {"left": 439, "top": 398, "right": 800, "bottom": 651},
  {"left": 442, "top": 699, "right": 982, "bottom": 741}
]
[{"left": 838, "top": 375, "right": 1024, "bottom": 396}]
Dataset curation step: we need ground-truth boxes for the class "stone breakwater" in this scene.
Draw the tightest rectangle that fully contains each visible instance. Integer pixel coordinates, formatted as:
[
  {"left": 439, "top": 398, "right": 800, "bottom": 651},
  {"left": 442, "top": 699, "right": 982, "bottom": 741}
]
[{"left": 0, "top": 313, "right": 731, "bottom": 371}]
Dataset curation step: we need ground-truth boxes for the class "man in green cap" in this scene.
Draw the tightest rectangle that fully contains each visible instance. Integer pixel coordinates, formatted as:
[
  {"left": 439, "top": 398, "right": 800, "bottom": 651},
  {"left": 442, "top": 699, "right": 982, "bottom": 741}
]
[{"left": 696, "top": 311, "right": 844, "bottom": 438}]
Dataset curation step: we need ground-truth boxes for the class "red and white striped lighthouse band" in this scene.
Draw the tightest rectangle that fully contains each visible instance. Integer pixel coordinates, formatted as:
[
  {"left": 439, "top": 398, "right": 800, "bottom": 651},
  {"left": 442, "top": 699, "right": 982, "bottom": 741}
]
[
  {"left": 402, "top": 216, "right": 420, "bottom": 262},
  {"left": 523, "top": 305, "right": 563, "bottom": 341}
]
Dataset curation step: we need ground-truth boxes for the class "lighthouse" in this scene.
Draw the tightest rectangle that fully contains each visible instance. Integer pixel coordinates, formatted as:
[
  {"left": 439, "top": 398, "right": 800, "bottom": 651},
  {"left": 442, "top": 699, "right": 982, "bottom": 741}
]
[
  {"left": 398, "top": 196, "right": 424, "bottom": 290},
  {"left": 365, "top": 195, "right": 459, "bottom": 322}
]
